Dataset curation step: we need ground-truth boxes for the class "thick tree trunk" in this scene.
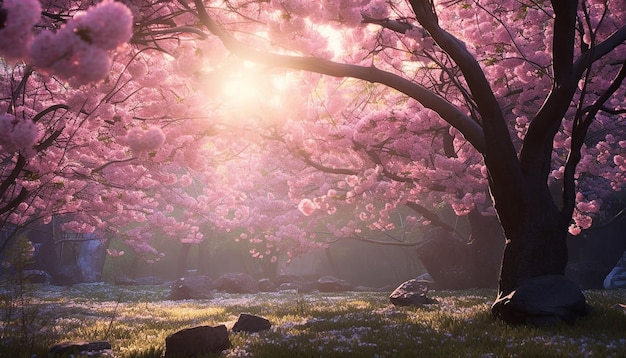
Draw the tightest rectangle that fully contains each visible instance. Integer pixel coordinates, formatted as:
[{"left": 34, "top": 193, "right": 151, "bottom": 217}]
[
  {"left": 492, "top": 181, "right": 588, "bottom": 325},
  {"left": 497, "top": 186, "right": 568, "bottom": 294}
]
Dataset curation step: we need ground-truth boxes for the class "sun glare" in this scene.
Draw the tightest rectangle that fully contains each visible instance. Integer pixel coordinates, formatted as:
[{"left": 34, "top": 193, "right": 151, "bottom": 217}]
[{"left": 211, "top": 61, "right": 293, "bottom": 127}]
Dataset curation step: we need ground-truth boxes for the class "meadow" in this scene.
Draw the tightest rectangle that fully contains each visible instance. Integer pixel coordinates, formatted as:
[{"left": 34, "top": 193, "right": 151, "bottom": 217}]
[{"left": 1, "top": 282, "right": 625, "bottom": 357}]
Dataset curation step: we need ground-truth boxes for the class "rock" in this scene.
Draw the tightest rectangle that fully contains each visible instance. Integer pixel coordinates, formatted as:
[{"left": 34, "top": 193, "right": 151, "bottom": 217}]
[
  {"left": 165, "top": 325, "right": 230, "bottom": 357},
  {"left": 22, "top": 270, "right": 50, "bottom": 284},
  {"left": 231, "top": 313, "right": 272, "bottom": 333},
  {"left": 49, "top": 340, "right": 112, "bottom": 357},
  {"left": 114, "top": 274, "right": 137, "bottom": 286},
  {"left": 212, "top": 272, "right": 259, "bottom": 294},
  {"left": 169, "top": 276, "right": 213, "bottom": 300},
  {"left": 416, "top": 272, "right": 435, "bottom": 285},
  {"left": 491, "top": 275, "right": 590, "bottom": 326},
  {"left": 316, "top": 275, "right": 352, "bottom": 292},
  {"left": 258, "top": 278, "right": 277, "bottom": 292},
  {"left": 273, "top": 273, "right": 306, "bottom": 286},
  {"left": 389, "top": 279, "right": 437, "bottom": 307}
]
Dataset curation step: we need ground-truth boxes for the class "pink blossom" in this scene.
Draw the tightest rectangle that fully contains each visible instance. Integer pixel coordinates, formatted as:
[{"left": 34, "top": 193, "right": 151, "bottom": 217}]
[
  {"left": 298, "top": 198, "right": 317, "bottom": 216},
  {"left": 106, "top": 249, "right": 125, "bottom": 257},
  {"left": 126, "top": 127, "right": 166, "bottom": 152},
  {"left": 72, "top": 0, "right": 133, "bottom": 51},
  {"left": 74, "top": 45, "right": 112, "bottom": 85},
  {"left": 568, "top": 225, "right": 582, "bottom": 236},
  {"left": 0, "top": 114, "right": 38, "bottom": 153},
  {"left": 0, "top": 0, "right": 41, "bottom": 61}
]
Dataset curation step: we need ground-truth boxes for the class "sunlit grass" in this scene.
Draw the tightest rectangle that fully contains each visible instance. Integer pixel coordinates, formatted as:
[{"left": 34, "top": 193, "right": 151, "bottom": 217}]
[{"left": 1, "top": 282, "right": 625, "bottom": 357}]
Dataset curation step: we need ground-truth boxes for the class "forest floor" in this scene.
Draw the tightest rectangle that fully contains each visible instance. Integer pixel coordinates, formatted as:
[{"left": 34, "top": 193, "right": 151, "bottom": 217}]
[{"left": 1, "top": 282, "right": 625, "bottom": 357}]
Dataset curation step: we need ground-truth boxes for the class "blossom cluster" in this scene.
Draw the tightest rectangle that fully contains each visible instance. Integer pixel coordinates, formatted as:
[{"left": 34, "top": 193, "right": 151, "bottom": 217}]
[
  {"left": 0, "top": 114, "right": 38, "bottom": 154},
  {"left": 0, "top": 0, "right": 41, "bottom": 61},
  {"left": 125, "top": 127, "right": 167, "bottom": 153},
  {"left": 0, "top": 0, "right": 133, "bottom": 86}
]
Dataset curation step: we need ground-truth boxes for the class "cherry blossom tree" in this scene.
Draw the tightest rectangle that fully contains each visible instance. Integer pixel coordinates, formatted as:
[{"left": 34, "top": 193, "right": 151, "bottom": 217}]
[
  {"left": 176, "top": 0, "right": 626, "bottom": 324},
  {"left": 1, "top": 0, "right": 625, "bottom": 325}
]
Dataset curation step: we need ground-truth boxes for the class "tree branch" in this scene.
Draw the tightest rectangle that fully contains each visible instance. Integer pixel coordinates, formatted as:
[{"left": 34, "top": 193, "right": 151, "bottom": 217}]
[
  {"left": 562, "top": 59, "right": 626, "bottom": 220},
  {"left": 408, "top": 0, "right": 525, "bottom": 238},
  {"left": 520, "top": 1, "right": 579, "bottom": 183},
  {"left": 189, "top": 0, "right": 486, "bottom": 153}
]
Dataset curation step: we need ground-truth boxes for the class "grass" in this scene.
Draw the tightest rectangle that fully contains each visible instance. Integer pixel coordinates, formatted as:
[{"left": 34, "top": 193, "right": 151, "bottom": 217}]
[{"left": 1, "top": 282, "right": 625, "bottom": 357}]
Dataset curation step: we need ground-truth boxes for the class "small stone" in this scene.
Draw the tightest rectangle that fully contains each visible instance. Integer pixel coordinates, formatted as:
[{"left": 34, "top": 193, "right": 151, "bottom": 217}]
[
  {"left": 389, "top": 278, "right": 437, "bottom": 307},
  {"left": 232, "top": 313, "right": 271, "bottom": 333},
  {"left": 165, "top": 325, "right": 230, "bottom": 357}
]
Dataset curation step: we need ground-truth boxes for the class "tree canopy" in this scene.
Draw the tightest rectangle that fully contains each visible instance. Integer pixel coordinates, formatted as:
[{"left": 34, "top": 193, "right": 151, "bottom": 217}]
[{"left": 1, "top": 0, "right": 625, "bottom": 301}]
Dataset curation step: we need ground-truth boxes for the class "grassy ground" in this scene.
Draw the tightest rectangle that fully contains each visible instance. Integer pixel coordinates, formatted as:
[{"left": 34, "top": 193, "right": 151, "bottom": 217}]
[{"left": 1, "top": 282, "right": 625, "bottom": 357}]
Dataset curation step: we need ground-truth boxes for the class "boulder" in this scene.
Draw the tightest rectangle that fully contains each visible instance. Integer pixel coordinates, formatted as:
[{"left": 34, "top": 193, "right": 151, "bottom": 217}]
[
  {"left": 23, "top": 270, "right": 50, "bottom": 284},
  {"left": 231, "top": 313, "right": 272, "bottom": 333},
  {"left": 212, "top": 272, "right": 259, "bottom": 294},
  {"left": 258, "top": 278, "right": 277, "bottom": 292},
  {"left": 169, "top": 276, "right": 213, "bottom": 300},
  {"left": 273, "top": 273, "right": 306, "bottom": 286},
  {"left": 491, "top": 275, "right": 590, "bottom": 326},
  {"left": 114, "top": 274, "right": 137, "bottom": 286},
  {"left": 315, "top": 275, "right": 352, "bottom": 292},
  {"left": 389, "top": 279, "right": 437, "bottom": 307},
  {"left": 49, "top": 340, "right": 112, "bottom": 357},
  {"left": 165, "top": 325, "right": 230, "bottom": 357}
]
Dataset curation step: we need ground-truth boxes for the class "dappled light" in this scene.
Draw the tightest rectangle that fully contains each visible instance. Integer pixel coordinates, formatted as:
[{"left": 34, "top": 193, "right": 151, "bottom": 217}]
[{"left": 2, "top": 283, "right": 626, "bottom": 357}]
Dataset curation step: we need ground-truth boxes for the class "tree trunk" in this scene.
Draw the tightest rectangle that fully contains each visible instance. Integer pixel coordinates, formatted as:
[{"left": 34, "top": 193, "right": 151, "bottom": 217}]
[
  {"left": 491, "top": 181, "right": 588, "bottom": 325},
  {"left": 497, "top": 203, "right": 568, "bottom": 295}
]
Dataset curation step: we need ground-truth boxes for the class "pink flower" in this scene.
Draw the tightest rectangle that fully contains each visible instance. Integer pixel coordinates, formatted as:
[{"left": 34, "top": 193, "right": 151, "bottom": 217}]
[
  {"left": 74, "top": 45, "right": 112, "bottom": 85},
  {"left": 0, "top": 114, "right": 38, "bottom": 153},
  {"left": 568, "top": 225, "right": 582, "bottom": 236},
  {"left": 298, "top": 198, "right": 317, "bottom": 216},
  {"left": 126, "top": 127, "right": 166, "bottom": 152},
  {"left": 72, "top": 0, "right": 133, "bottom": 51},
  {"left": 106, "top": 249, "right": 125, "bottom": 257},
  {"left": 0, "top": 0, "right": 41, "bottom": 61}
]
